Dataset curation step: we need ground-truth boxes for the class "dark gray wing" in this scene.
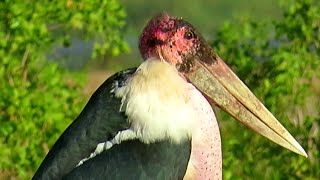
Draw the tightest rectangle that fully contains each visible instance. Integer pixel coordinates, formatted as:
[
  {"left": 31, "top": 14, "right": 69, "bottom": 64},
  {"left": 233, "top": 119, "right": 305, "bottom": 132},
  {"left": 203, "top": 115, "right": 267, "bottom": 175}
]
[
  {"left": 33, "top": 68, "right": 136, "bottom": 180},
  {"left": 64, "top": 140, "right": 191, "bottom": 180}
]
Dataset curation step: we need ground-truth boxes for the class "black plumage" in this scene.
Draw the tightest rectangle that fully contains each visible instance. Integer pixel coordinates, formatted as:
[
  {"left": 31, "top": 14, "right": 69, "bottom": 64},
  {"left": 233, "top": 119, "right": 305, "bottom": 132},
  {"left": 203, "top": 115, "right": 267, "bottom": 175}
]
[{"left": 64, "top": 140, "right": 191, "bottom": 180}]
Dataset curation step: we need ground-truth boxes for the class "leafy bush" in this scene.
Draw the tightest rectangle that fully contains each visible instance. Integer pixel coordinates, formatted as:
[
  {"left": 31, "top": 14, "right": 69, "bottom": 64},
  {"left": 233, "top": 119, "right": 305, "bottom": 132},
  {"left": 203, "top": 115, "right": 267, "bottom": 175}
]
[
  {"left": 212, "top": 0, "right": 320, "bottom": 179},
  {"left": 0, "top": 0, "right": 127, "bottom": 178},
  {"left": 1, "top": 0, "right": 319, "bottom": 179}
]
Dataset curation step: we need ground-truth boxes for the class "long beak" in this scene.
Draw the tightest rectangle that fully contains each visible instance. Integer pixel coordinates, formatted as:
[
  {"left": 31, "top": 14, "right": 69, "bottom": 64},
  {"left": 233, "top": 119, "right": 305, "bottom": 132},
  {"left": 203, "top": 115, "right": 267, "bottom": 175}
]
[{"left": 185, "top": 56, "right": 308, "bottom": 157}]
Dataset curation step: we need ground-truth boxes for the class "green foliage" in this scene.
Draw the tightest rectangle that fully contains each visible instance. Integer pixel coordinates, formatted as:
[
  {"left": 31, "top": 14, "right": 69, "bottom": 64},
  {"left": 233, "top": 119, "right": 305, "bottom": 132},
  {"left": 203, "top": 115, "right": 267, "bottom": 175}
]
[
  {"left": 0, "top": 0, "right": 127, "bottom": 178},
  {"left": 1, "top": 0, "right": 319, "bottom": 179},
  {"left": 212, "top": 0, "right": 320, "bottom": 179}
]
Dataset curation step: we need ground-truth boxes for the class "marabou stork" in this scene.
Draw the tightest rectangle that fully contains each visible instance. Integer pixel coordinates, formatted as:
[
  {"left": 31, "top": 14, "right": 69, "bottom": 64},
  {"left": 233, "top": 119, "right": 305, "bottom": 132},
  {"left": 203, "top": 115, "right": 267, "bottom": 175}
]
[{"left": 33, "top": 14, "right": 307, "bottom": 180}]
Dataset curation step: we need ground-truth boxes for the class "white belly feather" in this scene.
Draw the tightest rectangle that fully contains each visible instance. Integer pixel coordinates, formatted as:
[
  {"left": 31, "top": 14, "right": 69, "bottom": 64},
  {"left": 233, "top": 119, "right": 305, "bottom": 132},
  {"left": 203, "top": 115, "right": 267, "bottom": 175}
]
[{"left": 115, "top": 58, "right": 199, "bottom": 143}]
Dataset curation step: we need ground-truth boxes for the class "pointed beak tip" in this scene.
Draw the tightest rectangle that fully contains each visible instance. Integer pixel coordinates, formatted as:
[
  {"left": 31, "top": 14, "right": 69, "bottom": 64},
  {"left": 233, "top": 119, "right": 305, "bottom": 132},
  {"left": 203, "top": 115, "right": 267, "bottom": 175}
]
[
  {"left": 299, "top": 148, "right": 308, "bottom": 158},
  {"left": 291, "top": 142, "right": 308, "bottom": 158}
]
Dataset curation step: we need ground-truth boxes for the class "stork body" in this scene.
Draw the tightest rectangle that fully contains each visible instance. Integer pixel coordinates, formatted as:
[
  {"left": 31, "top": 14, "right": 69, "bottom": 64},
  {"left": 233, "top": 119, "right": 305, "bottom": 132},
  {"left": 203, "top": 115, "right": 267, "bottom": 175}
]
[
  {"left": 34, "top": 60, "right": 222, "bottom": 179},
  {"left": 33, "top": 14, "right": 307, "bottom": 180}
]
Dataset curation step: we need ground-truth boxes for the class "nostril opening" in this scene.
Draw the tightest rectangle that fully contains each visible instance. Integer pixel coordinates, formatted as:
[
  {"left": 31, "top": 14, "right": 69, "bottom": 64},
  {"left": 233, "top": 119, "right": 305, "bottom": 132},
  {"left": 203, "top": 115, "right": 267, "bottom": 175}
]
[{"left": 147, "top": 39, "right": 164, "bottom": 47}]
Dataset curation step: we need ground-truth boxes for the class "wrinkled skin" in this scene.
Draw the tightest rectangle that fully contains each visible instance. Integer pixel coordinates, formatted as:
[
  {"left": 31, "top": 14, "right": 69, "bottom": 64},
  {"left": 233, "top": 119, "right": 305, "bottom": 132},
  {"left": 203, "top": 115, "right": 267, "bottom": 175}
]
[{"left": 139, "top": 13, "right": 217, "bottom": 74}]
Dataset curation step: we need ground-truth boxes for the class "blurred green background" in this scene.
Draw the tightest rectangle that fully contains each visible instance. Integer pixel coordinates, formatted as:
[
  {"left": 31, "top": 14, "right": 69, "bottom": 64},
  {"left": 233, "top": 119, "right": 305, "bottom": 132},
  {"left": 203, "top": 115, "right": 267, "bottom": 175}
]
[{"left": 0, "top": 0, "right": 319, "bottom": 179}]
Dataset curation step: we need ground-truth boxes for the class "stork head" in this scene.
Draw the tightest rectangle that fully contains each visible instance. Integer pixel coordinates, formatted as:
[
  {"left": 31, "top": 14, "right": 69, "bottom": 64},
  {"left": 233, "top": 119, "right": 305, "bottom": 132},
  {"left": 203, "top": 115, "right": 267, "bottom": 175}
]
[
  {"left": 138, "top": 13, "right": 308, "bottom": 157},
  {"left": 139, "top": 13, "right": 214, "bottom": 73}
]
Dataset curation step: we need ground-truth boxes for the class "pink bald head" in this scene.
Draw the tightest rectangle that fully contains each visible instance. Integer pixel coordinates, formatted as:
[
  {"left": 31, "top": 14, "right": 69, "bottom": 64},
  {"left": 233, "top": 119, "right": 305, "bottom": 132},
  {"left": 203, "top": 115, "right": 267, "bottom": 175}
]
[{"left": 139, "top": 13, "right": 215, "bottom": 73}]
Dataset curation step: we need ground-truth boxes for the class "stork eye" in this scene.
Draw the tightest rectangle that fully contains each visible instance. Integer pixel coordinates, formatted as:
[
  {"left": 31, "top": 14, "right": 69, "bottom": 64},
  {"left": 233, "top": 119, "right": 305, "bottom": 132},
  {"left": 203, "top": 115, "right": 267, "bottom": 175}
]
[{"left": 184, "top": 30, "right": 195, "bottom": 40}]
